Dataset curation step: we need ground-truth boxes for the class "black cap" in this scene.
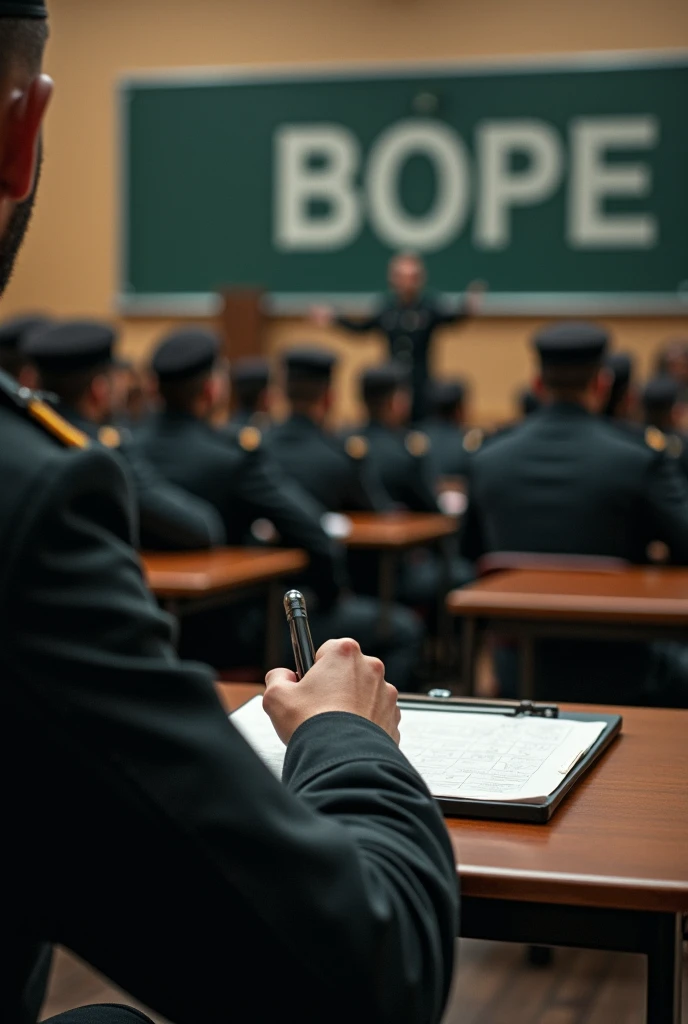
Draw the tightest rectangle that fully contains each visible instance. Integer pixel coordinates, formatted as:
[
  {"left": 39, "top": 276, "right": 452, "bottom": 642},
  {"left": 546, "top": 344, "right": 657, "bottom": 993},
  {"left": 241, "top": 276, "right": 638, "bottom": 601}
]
[
  {"left": 0, "top": 313, "right": 51, "bottom": 352},
  {"left": 426, "top": 378, "right": 466, "bottom": 412},
  {"left": 605, "top": 352, "right": 634, "bottom": 387},
  {"left": 230, "top": 357, "right": 270, "bottom": 388},
  {"left": 283, "top": 347, "right": 336, "bottom": 383},
  {"left": 0, "top": 1, "right": 47, "bottom": 17},
  {"left": 643, "top": 375, "right": 680, "bottom": 412},
  {"left": 361, "top": 363, "right": 410, "bottom": 401},
  {"left": 152, "top": 329, "right": 219, "bottom": 382},
  {"left": 534, "top": 322, "right": 609, "bottom": 366},
  {"left": 22, "top": 320, "right": 116, "bottom": 374}
]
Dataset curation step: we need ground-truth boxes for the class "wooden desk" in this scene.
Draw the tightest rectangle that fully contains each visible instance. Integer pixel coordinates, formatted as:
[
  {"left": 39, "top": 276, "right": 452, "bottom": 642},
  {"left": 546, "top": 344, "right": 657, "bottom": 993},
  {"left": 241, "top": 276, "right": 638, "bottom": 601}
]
[
  {"left": 218, "top": 683, "right": 687, "bottom": 1023},
  {"left": 142, "top": 547, "right": 308, "bottom": 668},
  {"left": 447, "top": 567, "right": 688, "bottom": 696}
]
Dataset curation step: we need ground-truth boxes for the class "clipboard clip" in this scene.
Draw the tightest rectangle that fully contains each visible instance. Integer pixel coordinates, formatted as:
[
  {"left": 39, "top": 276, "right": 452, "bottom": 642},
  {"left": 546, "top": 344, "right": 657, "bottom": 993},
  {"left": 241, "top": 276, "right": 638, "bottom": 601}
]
[{"left": 424, "top": 690, "right": 559, "bottom": 718}]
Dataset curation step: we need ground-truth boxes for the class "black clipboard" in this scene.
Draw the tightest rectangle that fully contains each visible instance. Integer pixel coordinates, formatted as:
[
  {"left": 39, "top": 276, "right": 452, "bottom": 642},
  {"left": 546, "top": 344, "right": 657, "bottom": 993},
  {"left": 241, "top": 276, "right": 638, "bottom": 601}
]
[{"left": 398, "top": 697, "right": 622, "bottom": 824}]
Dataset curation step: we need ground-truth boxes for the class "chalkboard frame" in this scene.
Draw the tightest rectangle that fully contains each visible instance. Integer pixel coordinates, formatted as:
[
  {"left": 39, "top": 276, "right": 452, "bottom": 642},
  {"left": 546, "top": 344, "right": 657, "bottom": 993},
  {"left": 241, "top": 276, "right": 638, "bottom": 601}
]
[{"left": 118, "top": 48, "right": 688, "bottom": 317}]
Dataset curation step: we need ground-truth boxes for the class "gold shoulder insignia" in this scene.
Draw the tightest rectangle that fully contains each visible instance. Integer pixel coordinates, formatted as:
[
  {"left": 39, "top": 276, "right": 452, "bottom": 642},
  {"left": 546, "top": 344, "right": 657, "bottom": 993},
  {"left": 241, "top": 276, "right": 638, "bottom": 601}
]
[
  {"left": 98, "top": 425, "right": 121, "bottom": 449},
  {"left": 645, "top": 426, "right": 666, "bottom": 453},
  {"left": 239, "top": 425, "right": 262, "bottom": 452},
  {"left": 405, "top": 430, "right": 430, "bottom": 457},
  {"left": 667, "top": 434, "right": 684, "bottom": 459},
  {"left": 462, "top": 427, "right": 484, "bottom": 453},
  {"left": 345, "top": 435, "right": 368, "bottom": 460},
  {"left": 27, "top": 398, "right": 89, "bottom": 449}
]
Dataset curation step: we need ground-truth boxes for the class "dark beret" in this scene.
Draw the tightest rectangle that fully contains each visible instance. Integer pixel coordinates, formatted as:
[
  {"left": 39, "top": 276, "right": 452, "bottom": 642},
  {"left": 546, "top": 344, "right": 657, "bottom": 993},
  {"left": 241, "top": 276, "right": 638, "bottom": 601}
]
[
  {"left": 643, "top": 375, "right": 680, "bottom": 412},
  {"left": 605, "top": 352, "right": 634, "bottom": 387},
  {"left": 361, "top": 362, "right": 410, "bottom": 400},
  {"left": 22, "top": 320, "right": 116, "bottom": 373},
  {"left": 152, "top": 329, "right": 219, "bottom": 382},
  {"left": 0, "top": 313, "right": 51, "bottom": 351},
  {"left": 283, "top": 347, "right": 336, "bottom": 382},
  {"left": 534, "top": 322, "right": 609, "bottom": 366},
  {"left": 230, "top": 357, "right": 270, "bottom": 387},
  {"left": 426, "top": 378, "right": 467, "bottom": 410},
  {"left": 0, "top": 1, "right": 47, "bottom": 16}
]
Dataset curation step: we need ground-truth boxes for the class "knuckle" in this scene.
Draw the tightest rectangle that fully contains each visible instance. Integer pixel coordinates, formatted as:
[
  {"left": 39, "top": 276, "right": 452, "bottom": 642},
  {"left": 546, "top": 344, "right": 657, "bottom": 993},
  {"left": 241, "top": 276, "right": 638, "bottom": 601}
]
[
  {"left": 367, "top": 657, "right": 385, "bottom": 679},
  {"left": 336, "top": 637, "right": 360, "bottom": 657}
]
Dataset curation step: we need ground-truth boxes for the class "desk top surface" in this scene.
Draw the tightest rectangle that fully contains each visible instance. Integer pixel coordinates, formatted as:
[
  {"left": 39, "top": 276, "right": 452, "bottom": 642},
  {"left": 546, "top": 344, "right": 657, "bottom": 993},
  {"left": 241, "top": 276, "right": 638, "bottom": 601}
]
[
  {"left": 218, "top": 684, "right": 688, "bottom": 914},
  {"left": 447, "top": 567, "right": 688, "bottom": 625},
  {"left": 344, "top": 511, "right": 457, "bottom": 549},
  {"left": 141, "top": 547, "right": 308, "bottom": 599}
]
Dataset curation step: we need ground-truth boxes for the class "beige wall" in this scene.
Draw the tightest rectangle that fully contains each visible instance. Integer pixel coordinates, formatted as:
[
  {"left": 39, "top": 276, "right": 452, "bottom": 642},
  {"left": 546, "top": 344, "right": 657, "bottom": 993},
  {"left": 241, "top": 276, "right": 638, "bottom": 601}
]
[{"left": 3, "top": 0, "right": 687, "bottom": 423}]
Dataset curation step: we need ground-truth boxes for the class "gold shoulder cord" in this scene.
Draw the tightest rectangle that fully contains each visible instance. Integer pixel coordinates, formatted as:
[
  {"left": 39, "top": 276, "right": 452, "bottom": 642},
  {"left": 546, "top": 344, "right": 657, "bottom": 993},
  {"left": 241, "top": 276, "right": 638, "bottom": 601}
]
[{"left": 27, "top": 397, "right": 89, "bottom": 449}]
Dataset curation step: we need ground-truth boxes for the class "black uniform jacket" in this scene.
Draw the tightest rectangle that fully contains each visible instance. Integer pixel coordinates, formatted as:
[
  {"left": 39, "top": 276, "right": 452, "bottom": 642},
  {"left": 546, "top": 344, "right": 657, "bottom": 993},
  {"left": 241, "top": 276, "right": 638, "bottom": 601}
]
[
  {"left": 57, "top": 405, "right": 225, "bottom": 551},
  {"left": 361, "top": 421, "right": 440, "bottom": 513},
  {"left": 268, "top": 414, "right": 394, "bottom": 512},
  {"left": 2, "top": 390, "right": 458, "bottom": 1024},
  {"left": 136, "top": 410, "right": 346, "bottom": 608},
  {"left": 461, "top": 402, "right": 688, "bottom": 564}
]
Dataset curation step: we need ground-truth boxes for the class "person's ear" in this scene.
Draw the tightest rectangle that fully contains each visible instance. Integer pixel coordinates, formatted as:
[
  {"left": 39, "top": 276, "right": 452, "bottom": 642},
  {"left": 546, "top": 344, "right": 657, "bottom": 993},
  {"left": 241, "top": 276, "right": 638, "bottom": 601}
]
[
  {"left": 533, "top": 374, "right": 546, "bottom": 399},
  {"left": 18, "top": 362, "right": 39, "bottom": 390},
  {"left": 0, "top": 75, "right": 53, "bottom": 202}
]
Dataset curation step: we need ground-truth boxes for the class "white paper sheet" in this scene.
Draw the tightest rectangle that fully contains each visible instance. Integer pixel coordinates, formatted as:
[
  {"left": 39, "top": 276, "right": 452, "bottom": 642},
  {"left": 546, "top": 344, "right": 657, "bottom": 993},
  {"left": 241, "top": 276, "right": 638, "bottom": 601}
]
[{"left": 231, "top": 697, "right": 606, "bottom": 805}]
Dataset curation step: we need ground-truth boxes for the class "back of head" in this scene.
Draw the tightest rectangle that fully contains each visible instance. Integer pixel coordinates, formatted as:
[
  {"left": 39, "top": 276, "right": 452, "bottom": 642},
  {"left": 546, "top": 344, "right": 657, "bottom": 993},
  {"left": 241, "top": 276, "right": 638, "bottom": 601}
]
[
  {"left": 642, "top": 375, "right": 680, "bottom": 432},
  {"left": 152, "top": 329, "right": 219, "bottom": 414},
  {"left": 361, "top": 363, "right": 411, "bottom": 426},
  {"left": 230, "top": 357, "right": 270, "bottom": 414},
  {"left": 425, "top": 378, "right": 467, "bottom": 423},
  {"left": 533, "top": 321, "right": 609, "bottom": 405},
  {"left": 603, "top": 352, "right": 635, "bottom": 419},
  {"left": 654, "top": 338, "right": 688, "bottom": 385},
  {"left": 0, "top": 311, "right": 50, "bottom": 377},
  {"left": 282, "top": 347, "right": 336, "bottom": 414},
  {"left": 21, "top": 319, "right": 116, "bottom": 413}
]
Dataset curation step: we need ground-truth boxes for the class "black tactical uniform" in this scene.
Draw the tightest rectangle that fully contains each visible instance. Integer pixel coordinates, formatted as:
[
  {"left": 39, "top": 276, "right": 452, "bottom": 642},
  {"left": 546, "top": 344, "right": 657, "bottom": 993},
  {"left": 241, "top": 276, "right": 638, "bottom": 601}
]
[
  {"left": 461, "top": 323, "right": 688, "bottom": 705},
  {"left": 0, "top": 369, "right": 458, "bottom": 1024},
  {"left": 419, "top": 380, "right": 471, "bottom": 480},
  {"left": 268, "top": 349, "right": 393, "bottom": 512},
  {"left": 137, "top": 331, "right": 424, "bottom": 689},
  {"left": 22, "top": 321, "right": 224, "bottom": 551},
  {"left": 336, "top": 294, "right": 468, "bottom": 421}
]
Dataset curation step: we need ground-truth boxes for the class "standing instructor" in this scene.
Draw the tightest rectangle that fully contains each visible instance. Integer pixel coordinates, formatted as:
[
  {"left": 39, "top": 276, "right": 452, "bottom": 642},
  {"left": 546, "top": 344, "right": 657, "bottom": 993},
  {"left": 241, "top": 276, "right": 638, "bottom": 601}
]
[{"left": 312, "top": 251, "right": 484, "bottom": 421}]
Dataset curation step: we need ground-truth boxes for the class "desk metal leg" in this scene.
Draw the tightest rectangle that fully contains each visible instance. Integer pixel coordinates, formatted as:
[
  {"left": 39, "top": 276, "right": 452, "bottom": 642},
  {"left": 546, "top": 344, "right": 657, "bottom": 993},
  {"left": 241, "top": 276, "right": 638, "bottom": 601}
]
[
  {"left": 646, "top": 913, "right": 682, "bottom": 1024},
  {"left": 461, "top": 617, "right": 477, "bottom": 696},
  {"left": 378, "top": 552, "right": 395, "bottom": 637}
]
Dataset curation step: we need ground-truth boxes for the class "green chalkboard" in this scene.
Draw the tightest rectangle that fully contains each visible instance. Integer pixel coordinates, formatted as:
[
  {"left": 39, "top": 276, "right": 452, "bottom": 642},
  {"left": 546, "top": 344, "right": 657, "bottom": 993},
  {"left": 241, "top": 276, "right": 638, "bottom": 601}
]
[{"left": 120, "top": 52, "right": 688, "bottom": 315}]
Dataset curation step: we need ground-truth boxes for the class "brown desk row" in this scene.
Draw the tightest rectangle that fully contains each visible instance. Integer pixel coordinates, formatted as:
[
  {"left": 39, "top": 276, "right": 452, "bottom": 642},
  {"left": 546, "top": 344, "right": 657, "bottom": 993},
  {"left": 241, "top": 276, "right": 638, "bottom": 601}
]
[{"left": 219, "top": 684, "right": 688, "bottom": 1024}]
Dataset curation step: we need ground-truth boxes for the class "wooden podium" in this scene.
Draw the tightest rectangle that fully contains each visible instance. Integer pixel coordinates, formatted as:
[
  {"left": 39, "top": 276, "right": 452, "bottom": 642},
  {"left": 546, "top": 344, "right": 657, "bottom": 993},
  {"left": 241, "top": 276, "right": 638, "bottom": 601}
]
[{"left": 217, "top": 287, "right": 266, "bottom": 360}]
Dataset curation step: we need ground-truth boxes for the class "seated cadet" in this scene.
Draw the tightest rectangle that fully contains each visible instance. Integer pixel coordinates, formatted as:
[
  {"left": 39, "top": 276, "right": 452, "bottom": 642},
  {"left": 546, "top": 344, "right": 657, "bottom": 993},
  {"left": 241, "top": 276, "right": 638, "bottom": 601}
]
[
  {"left": 136, "top": 329, "right": 424, "bottom": 690},
  {"left": 0, "top": 311, "right": 49, "bottom": 384},
  {"left": 21, "top": 321, "right": 225, "bottom": 550},
  {"left": 420, "top": 378, "right": 471, "bottom": 479},
  {"left": 268, "top": 347, "right": 394, "bottom": 512},
  {"left": 358, "top": 364, "right": 439, "bottom": 513},
  {"left": 228, "top": 356, "right": 271, "bottom": 428},
  {"left": 603, "top": 352, "right": 637, "bottom": 422},
  {"left": 461, "top": 321, "right": 688, "bottom": 706},
  {"left": 1, "top": 9, "right": 457, "bottom": 1024},
  {"left": 642, "top": 375, "right": 688, "bottom": 479}
]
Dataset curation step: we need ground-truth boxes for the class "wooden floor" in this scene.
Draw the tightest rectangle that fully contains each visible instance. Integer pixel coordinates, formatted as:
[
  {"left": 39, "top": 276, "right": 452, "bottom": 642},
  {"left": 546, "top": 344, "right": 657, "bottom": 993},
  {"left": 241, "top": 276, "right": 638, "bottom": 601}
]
[{"left": 40, "top": 941, "right": 688, "bottom": 1023}]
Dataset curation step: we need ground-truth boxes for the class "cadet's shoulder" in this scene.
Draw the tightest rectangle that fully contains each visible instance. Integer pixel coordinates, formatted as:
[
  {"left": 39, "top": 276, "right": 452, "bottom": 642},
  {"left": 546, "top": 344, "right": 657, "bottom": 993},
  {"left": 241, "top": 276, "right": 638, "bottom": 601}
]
[
  {"left": 343, "top": 433, "right": 370, "bottom": 461},
  {"left": 601, "top": 418, "right": 671, "bottom": 460},
  {"left": 461, "top": 424, "right": 513, "bottom": 457},
  {"left": 218, "top": 423, "right": 266, "bottom": 456}
]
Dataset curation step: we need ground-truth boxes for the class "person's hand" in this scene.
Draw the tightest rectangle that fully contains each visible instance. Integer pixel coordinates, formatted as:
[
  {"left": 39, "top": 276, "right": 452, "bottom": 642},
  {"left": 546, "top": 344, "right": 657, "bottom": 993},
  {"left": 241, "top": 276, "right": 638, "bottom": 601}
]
[
  {"left": 464, "top": 279, "right": 487, "bottom": 317},
  {"left": 263, "top": 638, "right": 400, "bottom": 745},
  {"left": 310, "top": 304, "right": 334, "bottom": 328}
]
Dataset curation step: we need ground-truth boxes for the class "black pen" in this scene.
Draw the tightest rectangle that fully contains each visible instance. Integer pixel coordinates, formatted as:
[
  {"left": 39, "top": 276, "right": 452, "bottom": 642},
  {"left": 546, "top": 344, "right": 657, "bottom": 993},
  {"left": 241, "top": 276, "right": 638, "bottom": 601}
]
[{"left": 283, "top": 589, "right": 316, "bottom": 679}]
